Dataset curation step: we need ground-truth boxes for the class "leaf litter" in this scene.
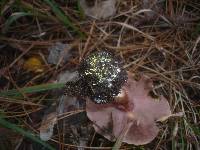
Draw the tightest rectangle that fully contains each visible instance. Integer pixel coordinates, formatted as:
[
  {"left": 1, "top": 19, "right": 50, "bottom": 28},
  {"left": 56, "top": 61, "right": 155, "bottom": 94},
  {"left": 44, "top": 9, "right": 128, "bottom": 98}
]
[{"left": 0, "top": 0, "right": 200, "bottom": 149}]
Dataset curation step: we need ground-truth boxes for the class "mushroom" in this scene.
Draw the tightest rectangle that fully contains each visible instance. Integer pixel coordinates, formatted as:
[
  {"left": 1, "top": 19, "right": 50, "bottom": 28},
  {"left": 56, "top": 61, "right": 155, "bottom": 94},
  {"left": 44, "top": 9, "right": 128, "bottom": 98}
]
[
  {"left": 86, "top": 74, "right": 171, "bottom": 145},
  {"left": 65, "top": 50, "right": 127, "bottom": 104},
  {"left": 65, "top": 50, "right": 171, "bottom": 145}
]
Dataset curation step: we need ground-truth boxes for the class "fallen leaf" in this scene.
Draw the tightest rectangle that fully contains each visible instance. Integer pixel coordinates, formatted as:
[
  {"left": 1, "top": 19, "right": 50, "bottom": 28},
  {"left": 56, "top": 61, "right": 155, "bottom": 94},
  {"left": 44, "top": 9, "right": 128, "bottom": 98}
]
[
  {"left": 80, "top": 0, "right": 117, "bottom": 19},
  {"left": 23, "top": 56, "right": 44, "bottom": 73},
  {"left": 48, "top": 42, "right": 71, "bottom": 65},
  {"left": 39, "top": 111, "right": 57, "bottom": 141},
  {"left": 40, "top": 71, "right": 80, "bottom": 141}
]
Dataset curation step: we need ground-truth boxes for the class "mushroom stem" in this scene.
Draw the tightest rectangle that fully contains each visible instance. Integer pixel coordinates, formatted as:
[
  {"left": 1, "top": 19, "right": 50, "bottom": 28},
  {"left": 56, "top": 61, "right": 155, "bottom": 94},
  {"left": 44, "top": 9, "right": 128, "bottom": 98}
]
[{"left": 113, "top": 88, "right": 134, "bottom": 112}]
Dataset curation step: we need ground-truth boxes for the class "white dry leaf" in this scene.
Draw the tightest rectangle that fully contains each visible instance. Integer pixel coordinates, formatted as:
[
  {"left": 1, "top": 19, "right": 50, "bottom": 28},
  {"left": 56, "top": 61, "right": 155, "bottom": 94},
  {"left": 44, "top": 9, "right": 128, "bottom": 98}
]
[
  {"left": 40, "top": 71, "right": 78, "bottom": 141},
  {"left": 140, "top": 0, "right": 163, "bottom": 19},
  {"left": 39, "top": 96, "right": 78, "bottom": 141},
  {"left": 56, "top": 71, "right": 79, "bottom": 119},
  {"left": 48, "top": 42, "right": 71, "bottom": 65},
  {"left": 40, "top": 112, "right": 57, "bottom": 141},
  {"left": 80, "top": 0, "right": 117, "bottom": 19},
  {"left": 57, "top": 71, "right": 79, "bottom": 83}
]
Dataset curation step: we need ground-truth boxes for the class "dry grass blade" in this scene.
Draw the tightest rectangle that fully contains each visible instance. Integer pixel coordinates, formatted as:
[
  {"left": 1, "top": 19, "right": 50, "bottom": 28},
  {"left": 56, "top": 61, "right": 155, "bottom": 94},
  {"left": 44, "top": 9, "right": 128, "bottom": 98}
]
[
  {"left": 112, "top": 122, "right": 133, "bottom": 150},
  {"left": 112, "top": 21, "right": 155, "bottom": 40}
]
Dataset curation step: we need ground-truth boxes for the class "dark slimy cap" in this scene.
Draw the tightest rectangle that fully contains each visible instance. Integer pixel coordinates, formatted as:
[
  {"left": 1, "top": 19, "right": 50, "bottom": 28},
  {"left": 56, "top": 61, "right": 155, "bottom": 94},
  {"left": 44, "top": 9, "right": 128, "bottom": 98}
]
[{"left": 78, "top": 51, "right": 127, "bottom": 104}]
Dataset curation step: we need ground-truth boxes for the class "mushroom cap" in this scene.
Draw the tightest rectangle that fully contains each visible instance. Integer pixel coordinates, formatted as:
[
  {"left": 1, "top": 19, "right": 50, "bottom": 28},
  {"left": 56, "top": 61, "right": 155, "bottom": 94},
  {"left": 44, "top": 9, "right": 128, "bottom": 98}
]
[
  {"left": 78, "top": 51, "right": 127, "bottom": 104},
  {"left": 86, "top": 73, "right": 171, "bottom": 145}
]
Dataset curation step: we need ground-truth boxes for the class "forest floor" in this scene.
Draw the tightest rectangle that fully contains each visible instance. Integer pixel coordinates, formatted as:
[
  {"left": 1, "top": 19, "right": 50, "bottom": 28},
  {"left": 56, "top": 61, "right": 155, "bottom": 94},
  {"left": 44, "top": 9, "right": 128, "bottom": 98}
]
[{"left": 0, "top": 0, "right": 200, "bottom": 150}]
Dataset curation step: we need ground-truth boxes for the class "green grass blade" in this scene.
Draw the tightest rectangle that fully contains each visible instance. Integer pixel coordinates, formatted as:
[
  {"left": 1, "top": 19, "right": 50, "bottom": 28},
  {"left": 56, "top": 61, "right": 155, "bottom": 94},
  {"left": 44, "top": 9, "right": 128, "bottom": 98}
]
[
  {"left": 77, "top": 0, "right": 85, "bottom": 20},
  {"left": 43, "top": 0, "right": 84, "bottom": 37},
  {"left": 0, "top": 116, "right": 55, "bottom": 150},
  {"left": 0, "top": 83, "right": 65, "bottom": 97},
  {"left": 180, "top": 121, "right": 185, "bottom": 149},
  {"left": 2, "top": 12, "right": 32, "bottom": 33},
  {"left": 19, "top": 1, "right": 57, "bottom": 21}
]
